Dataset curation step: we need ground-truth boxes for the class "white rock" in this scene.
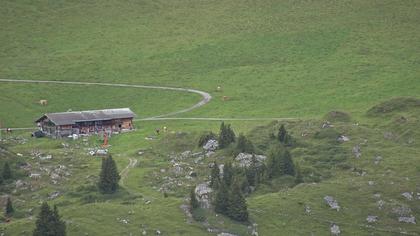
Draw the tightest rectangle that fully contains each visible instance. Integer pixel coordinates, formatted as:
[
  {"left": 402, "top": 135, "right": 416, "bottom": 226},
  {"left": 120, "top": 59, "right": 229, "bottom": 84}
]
[
  {"left": 234, "top": 153, "right": 266, "bottom": 168},
  {"left": 330, "top": 224, "right": 340, "bottom": 235},
  {"left": 402, "top": 192, "right": 413, "bottom": 200},
  {"left": 203, "top": 139, "right": 219, "bottom": 151},
  {"left": 324, "top": 196, "right": 340, "bottom": 211},
  {"left": 398, "top": 216, "right": 416, "bottom": 224},
  {"left": 366, "top": 215, "right": 378, "bottom": 223},
  {"left": 195, "top": 183, "right": 213, "bottom": 209},
  {"left": 337, "top": 135, "right": 350, "bottom": 142}
]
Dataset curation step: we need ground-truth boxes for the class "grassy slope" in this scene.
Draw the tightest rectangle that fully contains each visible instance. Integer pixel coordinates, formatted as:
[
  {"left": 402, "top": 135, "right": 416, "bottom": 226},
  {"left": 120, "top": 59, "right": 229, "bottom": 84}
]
[
  {"left": 1, "top": 0, "right": 420, "bottom": 235},
  {"left": 1, "top": 0, "right": 420, "bottom": 121},
  {"left": 0, "top": 82, "right": 201, "bottom": 127}
]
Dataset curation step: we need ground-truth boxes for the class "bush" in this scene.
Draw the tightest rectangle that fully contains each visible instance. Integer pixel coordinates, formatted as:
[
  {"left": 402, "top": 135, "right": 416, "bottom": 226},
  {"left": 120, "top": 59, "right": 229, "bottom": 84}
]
[
  {"left": 324, "top": 111, "right": 351, "bottom": 122},
  {"left": 192, "top": 208, "right": 206, "bottom": 222}
]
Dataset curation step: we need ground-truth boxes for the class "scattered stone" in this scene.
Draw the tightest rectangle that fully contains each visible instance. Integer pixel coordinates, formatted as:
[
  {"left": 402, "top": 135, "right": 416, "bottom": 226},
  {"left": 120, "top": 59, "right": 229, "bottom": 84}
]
[
  {"left": 138, "top": 151, "right": 144, "bottom": 156},
  {"left": 402, "top": 192, "right": 413, "bottom": 201},
  {"left": 324, "top": 196, "right": 340, "bottom": 211},
  {"left": 156, "top": 230, "right": 161, "bottom": 235},
  {"left": 29, "top": 173, "right": 41, "bottom": 179},
  {"left": 218, "top": 233, "right": 238, "bottom": 236},
  {"left": 330, "top": 224, "right": 340, "bottom": 235},
  {"left": 48, "top": 191, "right": 61, "bottom": 200},
  {"left": 195, "top": 183, "right": 213, "bottom": 209},
  {"left": 366, "top": 215, "right": 378, "bottom": 223},
  {"left": 392, "top": 205, "right": 412, "bottom": 216},
  {"left": 352, "top": 145, "right": 361, "bottom": 158},
  {"left": 234, "top": 153, "right": 266, "bottom": 168},
  {"left": 15, "top": 180, "right": 28, "bottom": 189},
  {"left": 337, "top": 135, "right": 350, "bottom": 142},
  {"left": 203, "top": 139, "right": 218, "bottom": 151},
  {"left": 181, "top": 150, "right": 192, "bottom": 158},
  {"left": 373, "top": 193, "right": 381, "bottom": 198},
  {"left": 368, "top": 181, "right": 375, "bottom": 186},
  {"left": 376, "top": 200, "right": 385, "bottom": 209},
  {"left": 374, "top": 156, "right": 382, "bottom": 165},
  {"left": 96, "top": 149, "right": 108, "bottom": 155},
  {"left": 398, "top": 216, "right": 416, "bottom": 224},
  {"left": 304, "top": 205, "right": 311, "bottom": 214},
  {"left": 17, "top": 153, "right": 23, "bottom": 157},
  {"left": 321, "top": 121, "right": 333, "bottom": 129}
]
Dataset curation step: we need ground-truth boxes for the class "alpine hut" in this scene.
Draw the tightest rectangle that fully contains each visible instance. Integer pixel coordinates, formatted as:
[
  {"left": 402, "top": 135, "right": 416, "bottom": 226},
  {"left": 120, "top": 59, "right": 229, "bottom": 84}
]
[{"left": 35, "top": 108, "right": 136, "bottom": 138}]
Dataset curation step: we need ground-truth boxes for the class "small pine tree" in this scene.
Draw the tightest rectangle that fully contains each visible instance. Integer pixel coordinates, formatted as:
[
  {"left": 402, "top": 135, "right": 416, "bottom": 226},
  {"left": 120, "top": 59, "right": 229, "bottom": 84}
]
[
  {"left": 3, "top": 162, "right": 12, "bottom": 180},
  {"left": 98, "top": 155, "right": 120, "bottom": 194},
  {"left": 210, "top": 162, "right": 220, "bottom": 189},
  {"left": 52, "top": 205, "right": 66, "bottom": 236},
  {"left": 5, "top": 197, "right": 13, "bottom": 217},
  {"left": 190, "top": 187, "right": 199, "bottom": 210},
  {"left": 235, "top": 134, "right": 255, "bottom": 154},
  {"left": 266, "top": 145, "right": 283, "bottom": 178},
  {"left": 227, "top": 180, "right": 249, "bottom": 222},
  {"left": 222, "top": 162, "right": 234, "bottom": 187},
  {"left": 278, "top": 124, "right": 287, "bottom": 143},
  {"left": 33, "top": 202, "right": 66, "bottom": 236},
  {"left": 281, "top": 150, "right": 295, "bottom": 176},
  {"left": 214, "top": 182, "right": 229, "bottom": 215},
  {"left": 218, "top": 122, "right": 236, "bottom": 149},
  {"left": 245, "top": 156, "right": 258, "bottom": 187}
]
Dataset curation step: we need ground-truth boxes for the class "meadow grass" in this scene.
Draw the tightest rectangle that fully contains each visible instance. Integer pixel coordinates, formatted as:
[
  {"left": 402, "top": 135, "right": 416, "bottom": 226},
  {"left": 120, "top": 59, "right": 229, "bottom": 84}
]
[{"left": 1, "top": 0, "right": 419, "bottom": 235}]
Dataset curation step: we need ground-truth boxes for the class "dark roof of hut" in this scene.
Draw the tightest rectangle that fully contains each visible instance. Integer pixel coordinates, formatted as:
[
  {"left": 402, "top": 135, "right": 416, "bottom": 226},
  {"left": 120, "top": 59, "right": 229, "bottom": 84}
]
[{"left": 35, "top": 108, "right": 136, "bottom": 125}]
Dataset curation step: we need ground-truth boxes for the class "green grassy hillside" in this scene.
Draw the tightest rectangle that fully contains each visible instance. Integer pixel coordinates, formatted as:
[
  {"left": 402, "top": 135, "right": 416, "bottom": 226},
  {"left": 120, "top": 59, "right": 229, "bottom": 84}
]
[
  {"left": 0, "top": 0, "right": 419, "bottom": 235},
  {"left": 1, "top": 0, "right": 420, "bottom": 122}
]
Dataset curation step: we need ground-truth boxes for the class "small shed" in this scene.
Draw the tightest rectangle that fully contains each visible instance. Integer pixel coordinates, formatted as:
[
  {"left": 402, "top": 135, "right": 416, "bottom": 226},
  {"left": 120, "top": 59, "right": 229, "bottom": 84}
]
[{"left": 35, "top": 108, "right": 136, "bottom": 138}]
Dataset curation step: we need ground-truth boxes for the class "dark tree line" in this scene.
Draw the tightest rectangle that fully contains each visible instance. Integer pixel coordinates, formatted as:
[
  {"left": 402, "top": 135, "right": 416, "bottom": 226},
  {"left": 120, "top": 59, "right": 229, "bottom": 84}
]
[{"left": 211, "top": 162, "right": 249, "bottom": 222}]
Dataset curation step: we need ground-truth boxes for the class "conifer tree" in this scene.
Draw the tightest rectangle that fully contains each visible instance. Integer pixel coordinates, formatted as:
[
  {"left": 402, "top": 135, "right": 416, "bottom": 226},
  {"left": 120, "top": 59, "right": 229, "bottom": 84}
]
[
  {"left": 3, "top": 162, "right": 12, "bottom": 180},
  {"left": 33, "top": 202, "right": 66, "bottom": 236},
  {"left": 98, "top": 155, "right": 120, "bottom": 194},
  {"left": 210, "top": 162, "right": 220, "bottom": 189},
  {"left": 222, "top": 162, "right": 234, "bottom": 187},
  {"left": 281, "top": 150, "right": 295, "bottom": 176},
  {"left": 267, "top": 145, "right": 282, "bottom": 178},
  {"left": 227, "top": 180, "right": 249, "bottom": 222},
  {"left": 214, "top": 182, "right": 229, "bottom": 215},
  {"left": 5, "top": 197, "right": 13, "bottom": 217},
  {"left": 235, "top": 134, "right": 255, "bottom": 154},
  {"left": 278, "top": 124, "right": 287, "bottom": 143},
  {"left": 190, "top": 187, "right": 199, "bottom": 210},
  {"left": 218, "top": 122, "right": 236, "bottom": 148}
]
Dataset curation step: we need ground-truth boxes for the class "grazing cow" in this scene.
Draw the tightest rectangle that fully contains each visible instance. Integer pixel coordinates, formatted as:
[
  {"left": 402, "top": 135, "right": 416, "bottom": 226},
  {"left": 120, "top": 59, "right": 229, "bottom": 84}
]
[{"left": 39, "top": 100, "right": 48, "bottom": 106}]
